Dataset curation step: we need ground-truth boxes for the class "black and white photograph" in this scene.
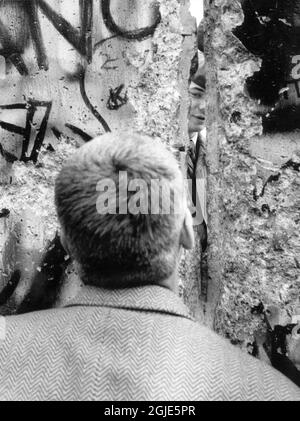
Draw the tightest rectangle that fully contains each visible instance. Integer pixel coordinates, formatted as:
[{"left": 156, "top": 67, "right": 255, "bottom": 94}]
[{"left": 0, "top": 0, "right": 299, "bottom": 403}]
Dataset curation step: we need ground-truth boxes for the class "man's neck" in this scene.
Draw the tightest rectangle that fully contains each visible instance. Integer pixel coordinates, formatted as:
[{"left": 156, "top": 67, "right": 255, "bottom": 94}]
[{"left": 158, "top": 271, "right": 179, "bottom": 294}]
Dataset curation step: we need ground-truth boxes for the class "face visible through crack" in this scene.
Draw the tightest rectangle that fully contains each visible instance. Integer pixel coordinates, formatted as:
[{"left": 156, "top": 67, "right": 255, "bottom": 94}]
[
  {"left": 188, "top": 55, "right": 206, "bottom": 137},
  {"left": 188, "top": 79, "right": 206, "bottom": 136}
]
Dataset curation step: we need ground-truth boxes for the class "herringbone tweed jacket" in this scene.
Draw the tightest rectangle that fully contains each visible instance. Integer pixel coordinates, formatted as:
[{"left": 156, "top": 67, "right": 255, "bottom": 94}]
[{"left": 0, "top": 285, "right": 299, "bottom": 401}]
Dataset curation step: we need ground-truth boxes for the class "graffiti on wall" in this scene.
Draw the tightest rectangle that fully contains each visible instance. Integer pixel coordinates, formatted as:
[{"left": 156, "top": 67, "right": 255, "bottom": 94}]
[
  {"left": 0, "top": 0, "right": 161, "bottom": 311},
  {"left": 0, "top": 0, "right": 161, "bottom": 163},
  {"left": 0, "top": 100, "right": 52, "bottom": 163}
]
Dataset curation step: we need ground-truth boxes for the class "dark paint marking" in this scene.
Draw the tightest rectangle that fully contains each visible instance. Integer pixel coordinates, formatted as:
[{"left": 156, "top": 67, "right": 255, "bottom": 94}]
[
  {"left": 0, "top": 208, "right": 10, "bottom": 218},
  {"left": 100, "top": 55, "right": 118, "bottom": 70},
  {"left": 266, "top": 173, "right": 282, "bottom": 185},
  {"left": 252, "top": 301, "right": 300, "bottom": 387},
  {"left": 46, "top": 143, "right": 55, "bottom": 152},
  {"left": 262, "top": 106, "right": 300, "bottom": 133},
  {"left": 53, "top": 123, "right": 92, "bottom": 143},
  {"left": 0, "top": 100, "right": 52, "bottom": 163},
  {"left": 0, "top": 0, "right": 159, "bottom": 75},
  {"left": 79, "top": 71, "right": 111, "bottom": 133},
  {"left": 101, "top": 0, "right": 161, "bottom": 41},
  {"left": 107, "top": 84, "right": 128, "bottom": 110},
  {"left": 0, "top": 103, "right": 27, "bottom": 110},
  {"left": 281, "top": 159, "right": 300, "bottom": 172},
  {"left": 0, "top": 18, "right": 29, "bottom": 75},
  {"left": 0, "top": 0, "right": 93, "bottom": 74},
  {"left": 250, "top": 340, "right": 259, "bottom": 358},
  {"left": 0, "top": 121, "right": 26, "bottom": 137},
  {"left": 38, "top": 0, "right": 94, "bottom": 63},
  {"left": 51, "top": 127, "right": 62, "bottom": 141},
  {"left": 271, "top": 352, "right": 300, "bottom": 387},
  {"left": 234, "top": 1, "right": 300, "bottom": 133},
  {"left": 270, "top": 324, "right": 300, "bottom": 387},
  {"left": 25, "top": 100, "right": 52, "bottom": 163},
  {"left": 17, "top": 233, "right": 70, "bottom": 314},
  {"left": 79, "top": 0, "right": 93, "bottom": 63},
  {"left": 253, "top": 160, "right": 299, "bottom": 202},
  {"left": 251, "top": 302, "right": 265, "bottom": 315},
  {"left": 261, "top": 204, "right": 276, "bottom": 217},
  {"left": 233, "top": 0, "right": 291, "bottom": 106},
  {"left": 27, "top": 0, "right": 49, "bottom": 70},
  {"left": 0, "top": 1, "right": 160, "bottom": 149},
  {"left": 253, "top": 173, "right": 281, "bottom": 201},
  {"left": 65, "top": 123, "right": 93, "bottom": 142},
  {"left": 0, "top": 270, "right": 21, "bottom": 306}
]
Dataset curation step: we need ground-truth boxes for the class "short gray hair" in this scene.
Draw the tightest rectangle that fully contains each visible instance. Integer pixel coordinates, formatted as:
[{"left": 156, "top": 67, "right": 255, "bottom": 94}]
[{"left": 55, "top": 131, "right": 186, "bottom": 288}]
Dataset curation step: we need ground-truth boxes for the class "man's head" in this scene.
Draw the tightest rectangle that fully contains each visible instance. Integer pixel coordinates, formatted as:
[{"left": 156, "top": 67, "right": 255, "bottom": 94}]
[{"left": 55, "top": 132, "right": 194, "bottom": 291}]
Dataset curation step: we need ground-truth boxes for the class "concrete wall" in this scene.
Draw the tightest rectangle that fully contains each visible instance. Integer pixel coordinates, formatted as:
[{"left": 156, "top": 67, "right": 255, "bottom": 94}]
[
  {"left": 2, "top": 0, "right": 298, "bottom": 359},
  {"left": 204, "top": 0, "right": 300, "bottom": 351},
  {"left": 0, "top": 0, "right": 197, "bottom": 314}
]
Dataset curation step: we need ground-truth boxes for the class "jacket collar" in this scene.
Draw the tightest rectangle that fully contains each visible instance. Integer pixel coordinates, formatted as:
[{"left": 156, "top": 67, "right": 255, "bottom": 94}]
[{"left": 64, "top": 285, "right": 194, "bottom": 321}]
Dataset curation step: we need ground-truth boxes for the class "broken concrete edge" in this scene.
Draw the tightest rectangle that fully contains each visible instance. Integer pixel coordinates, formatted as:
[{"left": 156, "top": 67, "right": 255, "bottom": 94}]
[{"left": 202, "top": 0, "right": 225, "bottom": 329}]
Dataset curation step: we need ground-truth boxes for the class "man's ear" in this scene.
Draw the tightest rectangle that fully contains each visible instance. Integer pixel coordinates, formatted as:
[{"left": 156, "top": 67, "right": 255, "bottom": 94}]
[
  {"left": 60, "top": 229, "right": 71, "bottom": 256},
  {"left": 179, "top": 209, "right": 195, "bottom": 250}
]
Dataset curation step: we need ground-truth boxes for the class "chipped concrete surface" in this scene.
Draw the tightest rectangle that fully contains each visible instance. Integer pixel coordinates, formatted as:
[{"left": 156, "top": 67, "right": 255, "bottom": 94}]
[{"left": 205, "top": 0, "right": 300, "bottom": 351}]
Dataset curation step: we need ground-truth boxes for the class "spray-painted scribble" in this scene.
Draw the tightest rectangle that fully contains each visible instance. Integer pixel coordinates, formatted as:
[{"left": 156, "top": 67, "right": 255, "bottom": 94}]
[
  {"left": 0, "top": 209, "right": 10, "bottom": 219},
  {"left": 79, "top": 70, "right": 111, "bottom": 132},
  {"left": 0, "top": 0, "right": 160, "bottom": 73},
  {"left": 107, "top": 84, "right": 128, "bottom": 110},
  {"left": 0, "top": 0, "right": 161, "bottom": 162},
  {"left": 0, "top": 101, "right": 52, "bottom": 163},
  {"left": 101, "top": 0, "right": 161, "bottom": 41},
  {"left": 0, "top": 0, "right": 93, "bottom": 74}
]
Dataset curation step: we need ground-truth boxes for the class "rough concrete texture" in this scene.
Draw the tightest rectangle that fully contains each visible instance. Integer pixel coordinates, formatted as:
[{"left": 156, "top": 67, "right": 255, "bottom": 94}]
[
  {"left": 0, "top": 0, "right": 197, "bottom": 313},
  {"left": 205, "top": 0, "right": 300, "bottom": 351}
]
